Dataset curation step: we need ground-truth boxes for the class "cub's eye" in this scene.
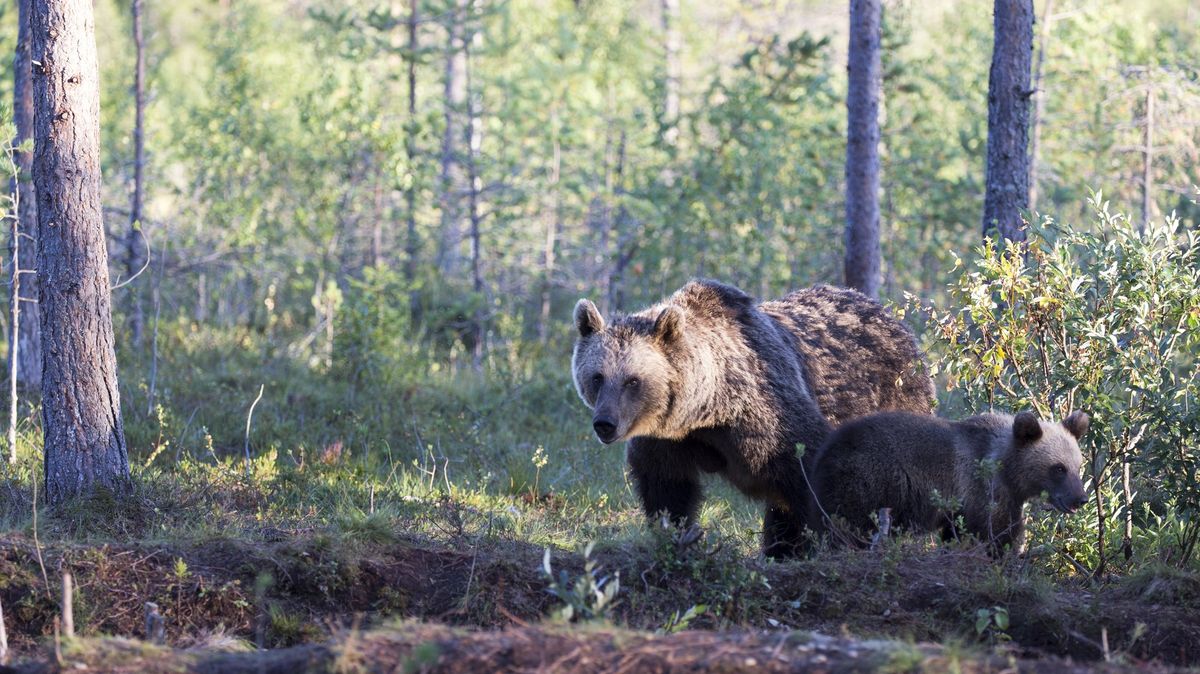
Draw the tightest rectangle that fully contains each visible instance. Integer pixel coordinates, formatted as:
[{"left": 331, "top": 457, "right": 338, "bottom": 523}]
[
  {"left": 1052, "top": 464, "right": 1068, "bottom": 477},
  {"left": 624, "top": 378, "right": 641, "bottom": 390},
  {"left": 591, "top": 373, "right": 604, "bottom": 387}
]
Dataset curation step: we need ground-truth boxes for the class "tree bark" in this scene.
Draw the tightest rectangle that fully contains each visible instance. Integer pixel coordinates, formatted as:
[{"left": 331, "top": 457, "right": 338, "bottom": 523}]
[
  {"left": 660, "top": 0, "right": 680, "bottom": 148},
  {"left": 843, "top": 0, "right": 882, "bottom": 297},
  {"left": 126, "top": 0, "right": 148, "bottom": 346},
  {"left": 369, "top": 155, "right": 384, "bottom": 269},
  {"left": 463, "top": 30, "right": 484, "bottom": 370},
  {"left": 538, "top": 106, "right": 561, "bottom": 344},
  {"left": 31, "top": 0, "right": 131, "bottom": 504},
  {"left": 1141, "top": 84, "right": 1154, "bottom": 231},
  {"left": 606, "top": 131, "right": 634, "bottom": 313},
  {"left": 981, "top": 0, "right": 1034, "bottom": 243},
  {"left": 1027, "top": 0, "right": 1052, "bottom": 215},
  {"left": 436, "top": 0, "right": 467, "bottom": 277},
  {"left": 405, "top": 0, "right": 420, "bottom": 319},
  {"left": 11, "top": 0, "right": 42, "bottom": 392}
]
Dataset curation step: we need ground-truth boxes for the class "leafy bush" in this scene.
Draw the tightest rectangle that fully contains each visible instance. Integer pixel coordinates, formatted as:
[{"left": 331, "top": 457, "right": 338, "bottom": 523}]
[
  {"left": 921, "top": 194, "right": 1200, "bottom": 572},
  {"left": 541, "top": 542, "right": 620, "bottom": 622}
]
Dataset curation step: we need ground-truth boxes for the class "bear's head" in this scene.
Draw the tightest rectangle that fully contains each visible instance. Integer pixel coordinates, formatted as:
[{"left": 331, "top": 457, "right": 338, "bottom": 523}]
[
  {"left": 1009, "top": 410, "right": 1089, "bottom": 513},
  {"left": 571, "top": 299, "right": 683, "bottom": 444}
]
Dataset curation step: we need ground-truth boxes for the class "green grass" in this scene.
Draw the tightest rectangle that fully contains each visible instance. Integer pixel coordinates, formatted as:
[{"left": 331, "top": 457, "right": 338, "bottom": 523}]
[
  {"left": 5, "top": 318, "right": 1197, "bottom": 576},
  {"left": 1, "top": 321, "right": 767, "bottom": 558},
  {"left": 2, "top": 321, "right": 1199, "bottom": 668}
]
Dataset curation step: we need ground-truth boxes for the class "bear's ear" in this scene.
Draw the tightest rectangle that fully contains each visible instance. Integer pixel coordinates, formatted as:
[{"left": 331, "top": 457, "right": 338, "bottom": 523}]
[
  {"left": 653, "top": 306, "right": 684, "bottom": 344},
  {"left": 574, "top": 299, "right": 605, "bottom": 338},
  {"left": 1062, "top": 411, "right": 1089, "bottom": 440},
  {"left": 1012, "top": 411, "right": 1043, "bottom": 445}
]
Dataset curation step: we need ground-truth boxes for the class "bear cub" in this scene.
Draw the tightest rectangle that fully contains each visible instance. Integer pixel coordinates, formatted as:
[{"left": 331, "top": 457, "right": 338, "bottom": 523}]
[{"left": 809, "top": 410, "right": 1089, "bottom": 553}]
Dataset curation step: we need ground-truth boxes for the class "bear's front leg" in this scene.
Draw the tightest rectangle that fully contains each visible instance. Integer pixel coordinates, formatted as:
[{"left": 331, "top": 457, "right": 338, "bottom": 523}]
[
  {"left": 762, "top": 453, "right": 814, "bottom": 559},
  {"left": 763, "top": 505, "right": 808, "bottom": 559},
  {"left": 626, "top": 436, "right": 703, "bottom": 526},
  {"left": 964, "top": 501, "right": 1025, "bottom": 556}
]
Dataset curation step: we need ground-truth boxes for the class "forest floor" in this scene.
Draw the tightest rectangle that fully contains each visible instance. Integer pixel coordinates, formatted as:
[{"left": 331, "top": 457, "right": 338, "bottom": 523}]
[
  {"left": 2, "top": 332, "right": 1198, "bottom": 672},
  {"left": 1, "top": 511, "right": 1198, "bottom": 672}
]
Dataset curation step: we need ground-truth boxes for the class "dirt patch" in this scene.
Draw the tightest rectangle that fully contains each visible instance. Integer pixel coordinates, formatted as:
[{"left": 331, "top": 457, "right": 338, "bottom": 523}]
[
  {"left": 0, "top": 537, "right": 254, "bottom": 652},
  {"left": 1, "top": 533, "right": 1197, "bottom": 667}
]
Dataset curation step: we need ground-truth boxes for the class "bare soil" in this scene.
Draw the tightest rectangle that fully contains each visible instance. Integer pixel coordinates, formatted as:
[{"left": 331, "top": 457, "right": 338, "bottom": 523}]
[{"left": 0, "top": 532, "right": 1196, "bottom": 671}]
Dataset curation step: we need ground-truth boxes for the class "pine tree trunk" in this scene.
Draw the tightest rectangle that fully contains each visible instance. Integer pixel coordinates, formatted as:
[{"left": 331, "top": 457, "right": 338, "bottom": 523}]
[
  {"left": 981, "top": 0, "right": 1033, "bottom": 242},
  {"left": 405, "top": 0, "right": 420, "bottom": 319},
  {"left": 660, "top": 0, "right": 680, "bottom": 147},
  {"left": 11, "top": 0, "right": 42, "bottom": 392},
  {"left": 538, "top": 107, "right": 560, "bottom": 344},
  {"left": 1027, "top": 0, "right": 1053, "bottom": 215},
  {"left": 463, "top": 30, "right": 484, "bottom": 370},
  {"left": 436, "top": 0, "right": 467, "bottom": 277},
  {"left": 843, "top": 0, "right": 882, "bottom": 297},
  {"left": 126, "top": 0, "right": 147, "bottom": 346},
  {"left": 370, "top": 156, "right": 383, "bottom": 269},
  {"left": 606, "top": 132, "right": 633, "bottom": 313},
  {"left": 31, "top": 0, "right": 131, "bottom": 505}
]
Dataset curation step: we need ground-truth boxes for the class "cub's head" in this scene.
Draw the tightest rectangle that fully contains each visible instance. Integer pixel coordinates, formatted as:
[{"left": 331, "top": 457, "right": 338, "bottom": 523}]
[
  {"left": 1009, "top": 410, "right": 1089, "bottom": 513},
  {"left": 571, "top": 299, "right": 683, "bottom": 444}
]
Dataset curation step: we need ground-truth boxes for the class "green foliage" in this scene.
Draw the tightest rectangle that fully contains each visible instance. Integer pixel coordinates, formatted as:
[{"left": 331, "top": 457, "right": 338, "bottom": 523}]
[
  {"left": 541, "top": 541, "right": 620, "bottom": 623},
  {"left": 925, "top": 194, "right": 1200, "bottom": 571},
  {"left": 648, "top": 523, "right": 771, "bottom": 625},
  {"left": 657, "top": 603, "right": 707, "bottom": 635},
  {"left": 973, "top": 605, "right": 1010, "bottom": 642}
]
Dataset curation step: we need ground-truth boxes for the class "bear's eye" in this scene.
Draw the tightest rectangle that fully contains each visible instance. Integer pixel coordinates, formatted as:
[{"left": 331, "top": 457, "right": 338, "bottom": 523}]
[
  {"left": 1052, "top": 464, "right": 1068, "bottom": 478},
  {"left": 591, "top": 373, "right": 605, "bottom": 387},
  {"left": 624, "top": 377, "right": 641, "bottom": 390}
]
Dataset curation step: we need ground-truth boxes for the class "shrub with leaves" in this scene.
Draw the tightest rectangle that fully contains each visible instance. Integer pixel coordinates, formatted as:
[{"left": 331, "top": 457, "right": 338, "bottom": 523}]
[
  {"left": 541, "top": 542, "right": 620, "bottom": 622},
  {"left": 920, "top": 194, "right": 1200, "bottom": 573}
]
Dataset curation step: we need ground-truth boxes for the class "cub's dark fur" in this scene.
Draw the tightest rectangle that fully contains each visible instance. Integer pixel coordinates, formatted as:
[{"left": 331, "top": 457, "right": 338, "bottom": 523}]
[
  {"left": 810, "top": 410, "right": 1089, "bottom": 553},
  {"left": 571, "top": 279, "right": 934, "bottom": 557}
]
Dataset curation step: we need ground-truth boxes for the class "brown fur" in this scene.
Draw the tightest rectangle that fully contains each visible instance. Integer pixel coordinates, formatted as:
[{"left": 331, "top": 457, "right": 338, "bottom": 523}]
[
  {"left": 809, "top": 410, "right": 1089, "bottom": 554},
  {"left": 571, "top": 279, "right": 934, "bottom": 558}
]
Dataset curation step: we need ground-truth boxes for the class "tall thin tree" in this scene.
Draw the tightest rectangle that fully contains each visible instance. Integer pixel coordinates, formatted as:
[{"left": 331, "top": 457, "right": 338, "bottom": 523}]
[
  {"left": 843, "top": 0, "right": 882, "bottom": 297},
  {"left": 10, "top": 0, "right": 41, "bottom": 392},
  {"left": 981, "top": 0, "right": 1034, "bottom": 242},
  {"left": 1027, "top": 0, "right": 1053, "bottom": 215},
  {"left": 463, "top": 29, "right": 484, "bottom": 369},
  {"left": 660, "top": 0, "right": 681, "bottom": 148},
  {"left": 405, "top": 0, "right": 420, "bottom": 319},
  {"left": 1140, "top": 84, "right": 1154, "bottom": 230},
  {"left": 126, "top": 0, "right": 148, "bottom": 345},
  {"left": 436, "top": 0, "right": 467, "bottom": 277},
  {"left": 31, "top": 0, "right": 131, "bottom": 504},
  {"left": 538, "top": 104, "right": 561, "bottom": 344}
]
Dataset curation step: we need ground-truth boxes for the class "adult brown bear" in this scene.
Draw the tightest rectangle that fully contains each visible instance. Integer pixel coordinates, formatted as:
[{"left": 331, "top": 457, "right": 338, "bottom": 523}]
[{"left": 571, "top": 280, "right": 934, "bottom": 557}]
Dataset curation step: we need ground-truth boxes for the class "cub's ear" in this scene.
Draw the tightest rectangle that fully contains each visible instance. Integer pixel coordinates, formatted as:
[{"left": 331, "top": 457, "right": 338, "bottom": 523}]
[
  {"left": 1013, "top": 411, "right": 1043, "bottom": 445},
  {"left": 574, "top": 299, "right": 605, "bottom": 338},
  {"left": 653, "top": 306, "right": 685, "bottom": 344},
  {"left": 1062, "top": 411, "right": 1089, "bottom": 440}
]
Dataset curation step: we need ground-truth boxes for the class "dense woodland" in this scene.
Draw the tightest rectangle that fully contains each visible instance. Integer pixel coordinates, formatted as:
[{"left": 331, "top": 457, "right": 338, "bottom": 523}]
[
  {"left": 2, "top": 0, "right": 1196, "bottom": 353},
  {"left": 0, "top": 0, "right": 1199, "bottom": 671}
]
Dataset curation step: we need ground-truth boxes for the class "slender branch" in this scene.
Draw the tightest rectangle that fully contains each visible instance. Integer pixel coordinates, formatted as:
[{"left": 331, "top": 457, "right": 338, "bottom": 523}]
[
  {"left": 110, "top": 229, "right": 151, "bottom": 291},
  {"left": 7, "top": 140, "right": 21, "bottom": 464},
  {"left": 243, "top": 384, "right": 265, "bottom": 475}
]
